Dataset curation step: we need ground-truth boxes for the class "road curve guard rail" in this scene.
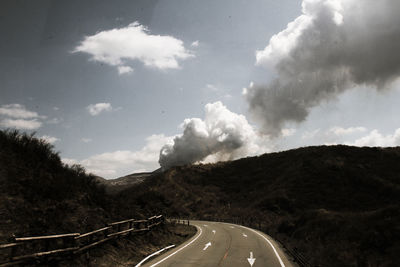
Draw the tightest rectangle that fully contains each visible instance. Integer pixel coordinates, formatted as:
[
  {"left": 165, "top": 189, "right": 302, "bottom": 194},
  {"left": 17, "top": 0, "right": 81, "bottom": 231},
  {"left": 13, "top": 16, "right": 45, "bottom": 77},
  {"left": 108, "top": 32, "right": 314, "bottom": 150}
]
[{"left": 0, "top": 215, "right": 164, "bottom": 266}]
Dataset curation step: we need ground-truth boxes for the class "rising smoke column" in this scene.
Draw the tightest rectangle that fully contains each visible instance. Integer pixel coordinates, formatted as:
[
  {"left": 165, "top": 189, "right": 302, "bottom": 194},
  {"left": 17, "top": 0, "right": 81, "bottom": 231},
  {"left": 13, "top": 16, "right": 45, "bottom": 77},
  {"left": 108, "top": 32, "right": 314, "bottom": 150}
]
[
  {"left": 244, "top": 0, "right": 400, "bottom": 136},
  {"left": 159, "top": 102, "right": 268, "bottom": 169}
]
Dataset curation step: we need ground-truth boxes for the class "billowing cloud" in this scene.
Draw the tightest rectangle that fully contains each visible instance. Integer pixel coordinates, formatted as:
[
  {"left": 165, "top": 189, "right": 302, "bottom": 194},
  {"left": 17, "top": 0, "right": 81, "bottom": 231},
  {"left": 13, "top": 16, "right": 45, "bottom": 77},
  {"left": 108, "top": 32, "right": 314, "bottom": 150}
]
[
  {"left": 63, "top": 134, "right": 173, "bottom": 179},
  {"left": 40, "top": 135, "right": 59, "bottom": 144},
  {"left": 350, "top": 129, "right": 400, "bottom": 147},
  {"left": 86, "top": 103, "right": 112, "bottom": 116},
  {"left": 73, "top": 22, "right": 193, "bottom": 73},
  {"left": 159, "top": 101, "right": 270, "bottom": 169},
  {"left": 245, "top": 0, "right": 400, "bottom": 136}
]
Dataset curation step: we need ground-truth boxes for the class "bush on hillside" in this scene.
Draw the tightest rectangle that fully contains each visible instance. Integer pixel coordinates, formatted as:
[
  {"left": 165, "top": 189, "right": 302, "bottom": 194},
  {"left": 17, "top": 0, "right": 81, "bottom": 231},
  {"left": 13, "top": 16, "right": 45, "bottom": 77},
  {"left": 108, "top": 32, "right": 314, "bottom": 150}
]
[{"left": 0, "top": 130, "right": 110, "bottom": 241}]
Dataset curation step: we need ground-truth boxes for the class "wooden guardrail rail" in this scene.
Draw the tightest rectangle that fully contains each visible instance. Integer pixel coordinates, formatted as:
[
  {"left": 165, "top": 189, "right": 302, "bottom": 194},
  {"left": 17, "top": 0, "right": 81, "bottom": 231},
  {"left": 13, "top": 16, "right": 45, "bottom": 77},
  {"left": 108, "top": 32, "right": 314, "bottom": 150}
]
[{"left": 0, "top": 215, "right": 165, "bottom": 266}]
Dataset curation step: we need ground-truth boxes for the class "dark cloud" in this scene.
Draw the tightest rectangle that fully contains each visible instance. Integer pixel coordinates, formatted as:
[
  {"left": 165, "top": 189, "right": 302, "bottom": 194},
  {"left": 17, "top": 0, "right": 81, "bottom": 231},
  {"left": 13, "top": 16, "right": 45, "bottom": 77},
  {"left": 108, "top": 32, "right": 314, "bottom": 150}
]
[{"left": 246, "top": 0, "right": 400, "bottom": 136}]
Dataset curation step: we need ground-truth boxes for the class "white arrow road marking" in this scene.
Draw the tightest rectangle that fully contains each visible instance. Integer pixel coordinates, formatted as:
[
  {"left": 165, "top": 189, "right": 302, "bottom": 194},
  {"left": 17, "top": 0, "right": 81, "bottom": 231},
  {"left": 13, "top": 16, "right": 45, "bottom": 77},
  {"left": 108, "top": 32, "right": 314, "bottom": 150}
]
[
  {"left": 212, "top": 230, "right": 216, "bottom": 234},
  {"left": 203, "top": 242, "right": 212, "bottom": 251},
  {"left": 247, "top": 252, "right": 256, "bottom": 266},
  {"left": 203, "top": 224, "right": 208, "bottom": 227},
  {"left": 230, "top": 226, "right": 235, "bottom": 229},
  {"left": 242, "top": 233, "right": 248, "bottom": 237},
  {"left": 240, "top": 225, "right": 286, "bottom": 267}
]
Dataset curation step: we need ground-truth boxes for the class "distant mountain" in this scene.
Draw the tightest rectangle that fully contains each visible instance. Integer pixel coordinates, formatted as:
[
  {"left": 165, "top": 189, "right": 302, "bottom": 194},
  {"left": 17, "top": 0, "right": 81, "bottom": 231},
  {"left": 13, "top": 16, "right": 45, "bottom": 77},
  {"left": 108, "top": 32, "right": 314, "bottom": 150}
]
[
  {"left": 116, "top": 145, "right": 400, "bottom": 267},
  {"left": 97, "top": 171, "right": 158, "bottom": 194}
]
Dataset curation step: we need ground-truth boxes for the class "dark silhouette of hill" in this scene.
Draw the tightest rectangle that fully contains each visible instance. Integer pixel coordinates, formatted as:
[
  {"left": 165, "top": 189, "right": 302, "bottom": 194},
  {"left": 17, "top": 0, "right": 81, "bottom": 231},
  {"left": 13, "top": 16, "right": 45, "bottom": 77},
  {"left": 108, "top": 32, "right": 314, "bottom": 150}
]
[
  {"left": 117, "top": 145, "right": 400, "bottom": 267},
  {"left": 2, "top": 129, "right": 399, "bottom": 266},
  {"left": 0, "top": 130, "right": 116, "bottom": 243}
]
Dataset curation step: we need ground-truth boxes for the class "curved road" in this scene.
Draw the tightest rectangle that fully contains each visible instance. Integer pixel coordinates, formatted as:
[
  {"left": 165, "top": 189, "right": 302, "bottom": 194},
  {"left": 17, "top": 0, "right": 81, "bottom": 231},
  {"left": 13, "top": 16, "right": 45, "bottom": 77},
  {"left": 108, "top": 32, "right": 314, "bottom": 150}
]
[{"left": 141, "top": 220, "right": 294, "bottom": 267}]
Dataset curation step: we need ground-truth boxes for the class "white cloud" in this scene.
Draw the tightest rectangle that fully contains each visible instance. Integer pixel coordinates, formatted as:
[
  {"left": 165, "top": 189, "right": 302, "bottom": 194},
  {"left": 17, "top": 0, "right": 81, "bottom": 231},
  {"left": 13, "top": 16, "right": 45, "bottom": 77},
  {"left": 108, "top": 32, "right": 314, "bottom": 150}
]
[
  {"left": 47, "top": 118, "right": 62, "bottom": 124},
  {"left": 86, "top": 103, "right": 112, "bottom": 116},
  {"left": 40, "top": 135, "right": 59, "bottom": 144},
  {"left": 0, "top": 104, "right": 48, "bottom": 130},
  {"left": 302, "top": 129, "right": 320, "bottom": 139},
  {"left": 63, "top": 134, "right": 173, "bottom": 179},
  {"left": 62, "top": 158, "right": 79, "bottom": 166},
  {"left": 281, "top": 128, "right": 296, "bottom": 137},
  {"left": 0, "top": 104, "right": 40, "bottom": 119},
  {"left": 73, "top": 22, "right": 193, "bottom": 73},
  {"left": 191, "top": 40, "right": 199, "bottom": 47},
  {"left": 118, "top": 65, "right": 133, "bottom": 75},
  {"left": 328, "top": 126, "right": 367, "bottom": 136},
  {"left": 256, "top": 14, "right": 312, "bottom": 69},
  {"left": 0, "top": 119, "right": 42, "bottom": 130},
  {"left": 81, "top": 138, "right": 92, "bottom": 143},
  {"left": 301, "top": 126, "right": 367, "bottom": 144},
  {"left": 350, "top": 129, "right": 400, "bottom": 147},
  {"left": 205, "top": 84, "right": 219, "bottom": 91},
  {"left": 224, "top": 94, "right": 232, "bottom": 99},
  {"left": 159, "top": 101, "right": 271, "bottom": 169}
]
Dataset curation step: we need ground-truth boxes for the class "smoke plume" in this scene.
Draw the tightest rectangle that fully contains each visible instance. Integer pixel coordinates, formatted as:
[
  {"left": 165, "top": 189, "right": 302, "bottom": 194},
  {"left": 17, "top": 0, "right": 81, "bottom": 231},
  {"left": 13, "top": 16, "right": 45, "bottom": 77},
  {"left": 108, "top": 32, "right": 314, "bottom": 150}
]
[
  {"left": 159, "top": 102, "right": 268, "bottom": 169},
  {"left": 245, "top": 0, "right": 400, "bottom": 136}
]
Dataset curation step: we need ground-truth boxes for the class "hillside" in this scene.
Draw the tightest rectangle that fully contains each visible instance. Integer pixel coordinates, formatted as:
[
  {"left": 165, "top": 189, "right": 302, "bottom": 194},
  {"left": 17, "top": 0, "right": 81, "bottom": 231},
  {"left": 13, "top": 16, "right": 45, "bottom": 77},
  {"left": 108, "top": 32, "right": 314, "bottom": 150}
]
[
  {"left": 0, "top": 130, "right": 117, "bottom": 243},
  {"left": 2, "top": 129, "right": 399, "bottom": 266},
  {"left": 0, "top": 130, "right": 197, "bottom": 266},
  {"left": 96, "top": 171, "right": 154, "bottom": 194},
  {"left": 117, "top": 145, "right": 400, "bottom": 267}
]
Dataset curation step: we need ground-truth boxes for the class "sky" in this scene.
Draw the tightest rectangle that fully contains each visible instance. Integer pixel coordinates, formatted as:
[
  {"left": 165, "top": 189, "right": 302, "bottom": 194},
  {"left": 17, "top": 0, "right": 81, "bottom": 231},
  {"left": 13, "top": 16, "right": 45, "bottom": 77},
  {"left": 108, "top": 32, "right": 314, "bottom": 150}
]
[{"left": 1, "top": 0, "right": 400, "bottom": 178}]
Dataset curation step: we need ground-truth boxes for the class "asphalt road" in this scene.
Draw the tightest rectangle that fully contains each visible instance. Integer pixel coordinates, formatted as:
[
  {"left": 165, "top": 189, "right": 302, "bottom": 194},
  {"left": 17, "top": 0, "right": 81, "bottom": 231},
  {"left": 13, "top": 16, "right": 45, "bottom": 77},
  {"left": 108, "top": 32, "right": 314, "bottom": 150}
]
[{"left": 141, "top": 220, "right": 294, "bottom": 267}]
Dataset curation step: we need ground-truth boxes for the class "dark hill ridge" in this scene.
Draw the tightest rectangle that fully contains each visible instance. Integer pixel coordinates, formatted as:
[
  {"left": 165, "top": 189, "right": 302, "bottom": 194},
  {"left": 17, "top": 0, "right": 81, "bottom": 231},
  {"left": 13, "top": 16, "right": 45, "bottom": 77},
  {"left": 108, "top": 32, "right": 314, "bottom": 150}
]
[
  {"left": 0, "top": 130, "right": 196, "bottom": 266},
  {"left": 0, "top": 130, "right": 114, "bottom": 242},
  {"left": 2, "top": 129, "right": 399, "bottom": 266},
  {"left": 117, "top": 145, "right": 400, "bottom": 267}
]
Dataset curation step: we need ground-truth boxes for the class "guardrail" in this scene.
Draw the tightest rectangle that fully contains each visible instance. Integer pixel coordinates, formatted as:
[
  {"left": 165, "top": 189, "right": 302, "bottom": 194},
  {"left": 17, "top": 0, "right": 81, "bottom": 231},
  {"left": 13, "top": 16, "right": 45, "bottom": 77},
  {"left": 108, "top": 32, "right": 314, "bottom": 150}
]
[{"left": 0, "top": 215, "right": 164, "bottom": 266}]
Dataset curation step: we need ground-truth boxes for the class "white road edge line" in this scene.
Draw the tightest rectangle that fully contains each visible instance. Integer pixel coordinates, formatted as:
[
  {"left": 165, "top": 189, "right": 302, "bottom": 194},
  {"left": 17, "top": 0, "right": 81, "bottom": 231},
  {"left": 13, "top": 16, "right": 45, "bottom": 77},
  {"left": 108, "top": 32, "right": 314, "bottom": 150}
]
[
  {"left": 135, "top": 245, "right": 176, "bottom": 267},
  {"left": 239, "top": 225, "right": 286, "bottom": 267},
  {"left": 149, "top": 225, "right": 203, "bottom": 267}
]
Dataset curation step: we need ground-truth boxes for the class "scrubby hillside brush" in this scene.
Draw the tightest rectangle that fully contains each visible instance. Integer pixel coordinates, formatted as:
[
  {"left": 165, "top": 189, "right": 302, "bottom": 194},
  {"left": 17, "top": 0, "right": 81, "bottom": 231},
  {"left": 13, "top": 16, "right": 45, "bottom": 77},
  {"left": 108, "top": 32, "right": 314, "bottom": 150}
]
[
  {"left": 117, "top": 145, "right": 400, "bottom": 267},
  {"left": 0, "top": 130, "right": 111, "bottom": 242}
]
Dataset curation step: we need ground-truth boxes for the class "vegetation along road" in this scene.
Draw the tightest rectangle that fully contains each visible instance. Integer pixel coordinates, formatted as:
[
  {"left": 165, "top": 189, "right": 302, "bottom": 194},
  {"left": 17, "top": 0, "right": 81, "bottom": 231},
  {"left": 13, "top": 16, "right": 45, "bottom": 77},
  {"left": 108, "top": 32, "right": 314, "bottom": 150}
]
[{"left": 141, "top": 221, "right": 293, "bottom": 267}]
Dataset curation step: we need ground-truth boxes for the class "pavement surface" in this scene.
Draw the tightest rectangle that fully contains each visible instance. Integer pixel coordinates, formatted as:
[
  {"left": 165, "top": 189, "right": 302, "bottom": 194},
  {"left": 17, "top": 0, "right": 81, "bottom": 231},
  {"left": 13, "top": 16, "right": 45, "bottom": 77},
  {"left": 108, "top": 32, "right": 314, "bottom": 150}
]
[{"left": 141, "top": 220, "right": 295, "bottom": 267}]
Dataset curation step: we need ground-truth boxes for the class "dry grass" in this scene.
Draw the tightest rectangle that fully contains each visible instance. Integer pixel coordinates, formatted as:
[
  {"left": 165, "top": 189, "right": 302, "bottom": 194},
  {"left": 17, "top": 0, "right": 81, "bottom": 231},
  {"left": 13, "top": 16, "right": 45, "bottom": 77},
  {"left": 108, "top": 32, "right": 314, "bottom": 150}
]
[{"left": 117, "top": 145, "right": 400, "bottom": 266}]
